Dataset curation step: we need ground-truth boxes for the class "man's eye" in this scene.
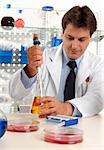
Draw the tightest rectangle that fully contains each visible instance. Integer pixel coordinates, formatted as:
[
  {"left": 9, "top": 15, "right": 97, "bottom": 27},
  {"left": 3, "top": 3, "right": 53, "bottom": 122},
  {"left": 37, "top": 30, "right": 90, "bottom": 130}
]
[
  {"left": 67, "top": 37, "right": 73, "bottom": 40},
  {"left": 79, "top": 39, "right": 85, "bottom": 42}
]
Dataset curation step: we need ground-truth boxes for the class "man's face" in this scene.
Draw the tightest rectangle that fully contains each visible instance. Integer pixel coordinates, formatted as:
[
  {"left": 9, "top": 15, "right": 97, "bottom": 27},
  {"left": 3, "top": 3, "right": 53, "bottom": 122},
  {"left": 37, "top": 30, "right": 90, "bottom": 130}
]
[{"left": 62, "top": 24, "right": 91, "bottom": 59}]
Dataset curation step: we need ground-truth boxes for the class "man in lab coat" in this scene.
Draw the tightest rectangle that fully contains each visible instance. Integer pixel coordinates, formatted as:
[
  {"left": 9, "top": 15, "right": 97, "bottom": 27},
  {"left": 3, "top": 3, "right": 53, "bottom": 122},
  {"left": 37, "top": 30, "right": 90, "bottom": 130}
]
[{"left": 9, "top": 5, "right": 104, "bottom": 117}]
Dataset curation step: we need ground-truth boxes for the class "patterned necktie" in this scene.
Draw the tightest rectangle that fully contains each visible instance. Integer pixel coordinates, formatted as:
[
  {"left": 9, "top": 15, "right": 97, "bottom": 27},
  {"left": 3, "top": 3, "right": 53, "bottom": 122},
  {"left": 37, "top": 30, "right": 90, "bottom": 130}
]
[{"left": 64, "top": 60, "right": 77, "bottom": 101}]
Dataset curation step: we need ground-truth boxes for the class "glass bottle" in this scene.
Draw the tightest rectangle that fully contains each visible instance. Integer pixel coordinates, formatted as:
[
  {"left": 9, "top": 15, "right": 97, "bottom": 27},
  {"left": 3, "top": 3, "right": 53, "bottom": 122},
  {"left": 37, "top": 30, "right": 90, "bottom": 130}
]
[{"left": 0, "top": 109, "right": 7, "bottom": 138}]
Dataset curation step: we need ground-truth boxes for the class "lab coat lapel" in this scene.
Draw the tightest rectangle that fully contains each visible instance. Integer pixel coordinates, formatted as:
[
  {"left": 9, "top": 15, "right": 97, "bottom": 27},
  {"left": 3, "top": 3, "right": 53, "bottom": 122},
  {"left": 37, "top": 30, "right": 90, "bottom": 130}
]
[
  {"left": 75, "top": 51, "right": 91, "bottom": 91},
  {"left": 46, "top": 45, "right": 63, "bottom": 95}
]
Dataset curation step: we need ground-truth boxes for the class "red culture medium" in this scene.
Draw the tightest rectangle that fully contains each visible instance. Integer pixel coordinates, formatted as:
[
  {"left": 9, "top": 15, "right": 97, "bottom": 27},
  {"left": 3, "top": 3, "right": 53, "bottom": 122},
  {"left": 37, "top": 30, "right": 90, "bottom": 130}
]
[{"left": 44, "top": 127, "right": 83, "bottom": 144}]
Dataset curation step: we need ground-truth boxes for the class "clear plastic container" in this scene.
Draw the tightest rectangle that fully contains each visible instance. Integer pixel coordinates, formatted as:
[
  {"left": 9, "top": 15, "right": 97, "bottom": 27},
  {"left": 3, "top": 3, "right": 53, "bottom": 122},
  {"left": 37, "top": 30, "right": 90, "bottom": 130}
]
[
  {"left": 44, "top": 127, "right": 83, "bottom": 144},
  {"left": 7, "top": 113, "right": 39, "bottom": 132}
]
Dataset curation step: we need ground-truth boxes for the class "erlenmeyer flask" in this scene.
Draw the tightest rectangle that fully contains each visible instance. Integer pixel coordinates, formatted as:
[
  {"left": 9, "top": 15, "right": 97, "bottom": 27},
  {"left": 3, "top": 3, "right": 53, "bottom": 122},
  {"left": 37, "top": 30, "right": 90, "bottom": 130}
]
[
  {"left": 31, "top": 79, "right": 48, "bottom": 118},
  {"left": 0, "top": 109, "right": 7, "bottom": 138}
]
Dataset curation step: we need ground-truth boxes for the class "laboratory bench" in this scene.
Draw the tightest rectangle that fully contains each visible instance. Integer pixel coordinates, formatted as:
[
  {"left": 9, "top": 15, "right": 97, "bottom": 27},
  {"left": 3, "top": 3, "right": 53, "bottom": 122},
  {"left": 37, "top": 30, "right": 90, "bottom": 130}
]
[{"left": 0, "top": 111, "right": 104, "bottom": 150}]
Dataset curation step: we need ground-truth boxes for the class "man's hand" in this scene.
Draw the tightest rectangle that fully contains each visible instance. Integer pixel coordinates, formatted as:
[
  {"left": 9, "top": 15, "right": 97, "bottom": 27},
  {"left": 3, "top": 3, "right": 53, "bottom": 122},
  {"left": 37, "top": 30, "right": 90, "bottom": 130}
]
[
  {"left": 24, "top": 45, "right": 43, "bottom": 78},
  {"left": 39, "top": 96, "right": 74, "bottom": 117}
]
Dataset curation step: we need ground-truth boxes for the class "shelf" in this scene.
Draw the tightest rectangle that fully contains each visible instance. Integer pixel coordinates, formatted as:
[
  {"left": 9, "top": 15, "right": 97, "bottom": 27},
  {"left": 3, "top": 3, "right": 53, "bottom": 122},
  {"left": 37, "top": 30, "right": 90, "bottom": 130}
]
[{"left": 0, "top": 27, "right": 104, "bottom": 78}]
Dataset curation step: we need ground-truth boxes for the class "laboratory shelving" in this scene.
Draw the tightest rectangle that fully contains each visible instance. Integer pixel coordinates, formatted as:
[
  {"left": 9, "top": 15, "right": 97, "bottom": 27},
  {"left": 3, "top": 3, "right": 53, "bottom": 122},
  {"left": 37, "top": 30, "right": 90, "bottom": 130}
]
[{"left": 0, "top": 27, "right": 104, "bottom": 78}]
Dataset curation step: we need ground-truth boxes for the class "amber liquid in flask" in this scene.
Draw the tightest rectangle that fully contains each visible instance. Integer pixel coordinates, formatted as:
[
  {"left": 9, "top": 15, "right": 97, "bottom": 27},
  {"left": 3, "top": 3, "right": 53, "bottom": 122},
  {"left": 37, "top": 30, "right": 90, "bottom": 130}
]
[{"left": 31, "top": 96, "right": 48, "bottom": 118}]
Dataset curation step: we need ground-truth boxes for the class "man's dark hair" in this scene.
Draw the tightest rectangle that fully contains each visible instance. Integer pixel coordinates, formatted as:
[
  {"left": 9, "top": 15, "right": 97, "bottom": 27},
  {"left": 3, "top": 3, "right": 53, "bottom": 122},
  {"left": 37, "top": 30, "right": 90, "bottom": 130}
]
[{"left": 62, "top": 5, "right": 97, "bottom": 37}]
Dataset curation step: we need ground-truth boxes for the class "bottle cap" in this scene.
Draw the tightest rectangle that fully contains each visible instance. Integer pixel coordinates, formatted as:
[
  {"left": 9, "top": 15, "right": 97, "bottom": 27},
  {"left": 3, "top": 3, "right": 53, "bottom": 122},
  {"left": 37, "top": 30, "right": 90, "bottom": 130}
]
[{"left": 42, "top": 6, "right": 54, "bottom": 11}]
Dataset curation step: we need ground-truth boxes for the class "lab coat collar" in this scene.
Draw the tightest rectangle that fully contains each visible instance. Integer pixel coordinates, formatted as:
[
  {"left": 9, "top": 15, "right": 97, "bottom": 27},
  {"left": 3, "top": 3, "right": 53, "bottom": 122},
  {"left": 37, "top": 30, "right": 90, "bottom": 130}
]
[{"left": 46, "top": 44, "right": 63, "bottom": 94}]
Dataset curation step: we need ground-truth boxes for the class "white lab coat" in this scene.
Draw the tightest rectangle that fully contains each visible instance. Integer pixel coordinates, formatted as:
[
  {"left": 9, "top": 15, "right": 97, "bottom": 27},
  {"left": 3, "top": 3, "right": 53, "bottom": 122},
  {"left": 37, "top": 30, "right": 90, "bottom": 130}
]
[{"left": 9, "top": 43, "right": 104, "bottom": 117}]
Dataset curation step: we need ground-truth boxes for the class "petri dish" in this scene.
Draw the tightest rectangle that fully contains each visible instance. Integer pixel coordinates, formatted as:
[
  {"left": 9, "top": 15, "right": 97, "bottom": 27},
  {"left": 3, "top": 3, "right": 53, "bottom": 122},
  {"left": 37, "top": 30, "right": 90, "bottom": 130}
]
[
  {"left": 7, "top": 113, "right": 39, "bottom": 132},
  {"left": 44, "top": 127, "right": 83, "bottom": 144}
]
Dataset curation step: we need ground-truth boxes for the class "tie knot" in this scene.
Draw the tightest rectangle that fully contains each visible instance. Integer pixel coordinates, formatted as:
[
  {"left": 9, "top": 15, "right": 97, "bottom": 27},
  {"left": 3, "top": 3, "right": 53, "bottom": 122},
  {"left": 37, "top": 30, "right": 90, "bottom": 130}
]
[{"left": 67, "top": 60, "right": 77, "bottom": 69}]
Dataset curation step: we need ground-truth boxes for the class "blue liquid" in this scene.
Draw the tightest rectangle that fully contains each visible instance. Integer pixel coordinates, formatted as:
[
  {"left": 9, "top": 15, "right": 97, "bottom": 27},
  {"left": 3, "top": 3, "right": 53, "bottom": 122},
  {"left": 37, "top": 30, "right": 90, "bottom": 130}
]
[{"left": 0, "top": 119, "right": 7, "bottom": 138}]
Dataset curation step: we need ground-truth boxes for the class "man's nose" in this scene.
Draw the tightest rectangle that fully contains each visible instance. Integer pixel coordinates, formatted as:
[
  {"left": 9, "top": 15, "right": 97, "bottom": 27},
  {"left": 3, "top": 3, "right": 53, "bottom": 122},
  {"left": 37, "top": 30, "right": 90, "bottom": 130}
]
[{"left": 71, "top": 40, "right": 79, "bottom": 49}]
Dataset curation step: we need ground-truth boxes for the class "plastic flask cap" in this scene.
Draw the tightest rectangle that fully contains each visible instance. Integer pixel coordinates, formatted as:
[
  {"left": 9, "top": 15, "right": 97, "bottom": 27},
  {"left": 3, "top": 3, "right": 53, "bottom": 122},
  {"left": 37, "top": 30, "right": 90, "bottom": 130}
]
[{"left": 42, "top": 6, "right": 54, "bottom": 11}]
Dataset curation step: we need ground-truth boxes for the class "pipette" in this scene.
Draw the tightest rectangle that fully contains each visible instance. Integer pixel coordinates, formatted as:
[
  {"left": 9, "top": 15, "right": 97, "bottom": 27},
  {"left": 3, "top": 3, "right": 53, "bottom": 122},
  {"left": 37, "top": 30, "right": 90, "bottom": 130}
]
[{"left": 33, "top": 34, "right": 43, "bottom": 97}]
